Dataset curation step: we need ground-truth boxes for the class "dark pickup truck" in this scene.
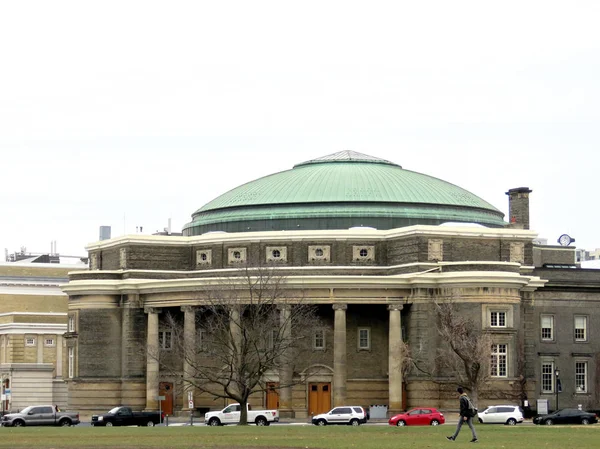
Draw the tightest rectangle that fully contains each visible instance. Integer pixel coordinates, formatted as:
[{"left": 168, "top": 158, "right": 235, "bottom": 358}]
[{"left": 91, "top": 406, "right": 164, "bottom": 427}]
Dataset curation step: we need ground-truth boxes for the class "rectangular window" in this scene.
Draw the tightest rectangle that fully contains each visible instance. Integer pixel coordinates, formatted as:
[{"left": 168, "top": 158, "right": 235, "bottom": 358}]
[
  {"left": 541, "top": 315, "right": 554, "bottom": 340},
  {"left": 68, "top": 316, "right": 75, "bottom": 332},
  {"left": 25, "top": 337, "right": 36, "bottom": 346},
  {"left": 490, "top": 311, "right": 506, "bottom": 328},
  {"left": 574, "top": 316, "right": 587, "bottom": 342},
  {"left": 44, "top": 338, "right": 55, "bottom": 347},
  {"left": 358, "top": 328, "right": 370, "bottom": 350},
  {"left": 491, "top": 344, "right": 507, "bottom": 377},
  {"left": 575, "top": 362, "right": 587, "bottom": 393},
  {"left": 158, "top": 331, "right": 172, "bottom": 350},
  {"left": 313, "top": 329, "right": 325, "bottom": 350},
  {"left": 267, "top": 329, "right": 278, "bottom": 350},
  {"left": 68, "top": 347, "right": 74, "bottom": 378},
  {"left": 541, "top": 362, "right": 554, "bottom": 393},
  {"left": 198, "top": 329, "right": 205, "bottom": 351}
]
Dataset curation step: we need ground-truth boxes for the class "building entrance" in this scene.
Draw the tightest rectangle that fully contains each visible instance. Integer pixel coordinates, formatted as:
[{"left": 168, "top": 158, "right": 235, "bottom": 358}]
[
  {"left": 159, "top": 382, "right": 174, "bottom": 415},
  {"left": 266, "top": 382, "right": 279, "bottom": 410},
  {"left": 308, "top": 382, "right": 331, "bottom": 416}
]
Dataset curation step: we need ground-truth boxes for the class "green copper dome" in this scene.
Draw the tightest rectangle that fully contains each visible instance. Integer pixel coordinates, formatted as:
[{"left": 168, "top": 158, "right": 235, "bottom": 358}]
[{"left": 182, "top": 151, "right": 505, "bottom": 235}]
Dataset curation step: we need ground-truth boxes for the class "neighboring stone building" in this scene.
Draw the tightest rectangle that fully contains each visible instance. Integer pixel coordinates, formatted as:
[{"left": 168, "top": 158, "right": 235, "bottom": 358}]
[
  {"left": 62, "top": 151, "right": 600, "bottom": 417},
  {"left": 0, "top": 259, "right": 85, "bottom": 412}
]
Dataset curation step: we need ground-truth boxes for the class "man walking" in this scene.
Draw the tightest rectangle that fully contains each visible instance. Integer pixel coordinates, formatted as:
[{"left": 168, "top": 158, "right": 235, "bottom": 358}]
[{"left": 447, "top": 387, "right": 478, "bottom": 443}]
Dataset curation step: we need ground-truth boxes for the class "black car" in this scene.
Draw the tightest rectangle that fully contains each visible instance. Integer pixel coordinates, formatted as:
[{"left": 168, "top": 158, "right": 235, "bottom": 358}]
[{"left": 533, "top": 408, "right": 598, "bottom": 425}]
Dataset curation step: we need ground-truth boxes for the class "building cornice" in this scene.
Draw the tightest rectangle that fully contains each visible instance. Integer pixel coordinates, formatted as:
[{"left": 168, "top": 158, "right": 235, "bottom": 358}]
[
  {"left": 85, "top": 225, "right": 538, "bottom": 251},
  {"left": 62, "top": 269, "right": 546, "bottom": 296},
  {"left": 0, "top": 323, "right": 67, "bottom": 334}
]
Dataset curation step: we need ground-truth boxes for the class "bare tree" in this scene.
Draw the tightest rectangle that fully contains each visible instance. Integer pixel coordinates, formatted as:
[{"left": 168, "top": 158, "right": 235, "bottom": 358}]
[
  {"left": 156, "top": 265, "right": 320, "bottom": 425},
  {"left": 434, "top": 300, "right": 492, "bottom": 403}
]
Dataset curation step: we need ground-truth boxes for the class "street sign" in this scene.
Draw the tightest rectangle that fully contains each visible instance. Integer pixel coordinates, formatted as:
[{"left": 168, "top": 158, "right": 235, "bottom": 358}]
[
  {"left": 188, "top": 400, "right": 194, "bottom": 409},
  {"left": 188, "top": 391, "right": 193, "bottom": 402},
  {"left": 157, "top": 395, "right": 166, "bottom": 401}
]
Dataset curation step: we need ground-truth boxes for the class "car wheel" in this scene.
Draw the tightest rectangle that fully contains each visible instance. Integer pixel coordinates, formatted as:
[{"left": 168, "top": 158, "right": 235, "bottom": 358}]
[
  {"left": 13, "top": 420, "right": 24, "bottom": 427},
  {"left": 105, "top": 422, "right": 113, "bottom": 427},
  {"left": 396, "top": 420, "right": 406, "bottom": 427},
  {"left": 506, "top": 418, "right": 517, "bottom": 426},
  {"left": 316, "top": 419, "right": 327, "bottom": 426},
  {"left": 255, "top": 417, "right": 267, "bottom": 426},
  {"left": 430, "top": 420, "right": 440, "bottom": 426},
  {"left": 208, "top": 418, "right": 221, "bottom": 426},
  {"left": 350, "top": 419, "right": 360, "bottom": 426},
  {"left": 146, "top": 420, "right": 155, "bottom": 427},
  {"left": 478, "top": 418, "right": 483, "bottom": 424},
  {"left": 581, "top": 418, "right": 590, "bottom": 425},
  {"left": 59, "top": 419, "right": 72, "bottom": 427},
  {"left": 545, "top": 419, "right": 553, "bottom": 425}
]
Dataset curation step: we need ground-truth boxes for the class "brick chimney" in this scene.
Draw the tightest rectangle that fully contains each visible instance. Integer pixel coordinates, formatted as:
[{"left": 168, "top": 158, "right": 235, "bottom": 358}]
[{"left": 505, "top": 187, "right": 532, "bottom": 229}]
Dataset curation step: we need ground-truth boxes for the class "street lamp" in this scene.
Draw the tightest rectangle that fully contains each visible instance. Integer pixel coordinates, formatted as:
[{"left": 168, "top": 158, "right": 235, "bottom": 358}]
[{"left": 555, "top": 368, "right": 560, "bottom": 411}]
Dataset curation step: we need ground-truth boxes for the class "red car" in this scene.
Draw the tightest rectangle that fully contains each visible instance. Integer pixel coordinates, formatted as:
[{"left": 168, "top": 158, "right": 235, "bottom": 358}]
[{"left": 389, "top": 408, "right": 445, "bottom": 426}]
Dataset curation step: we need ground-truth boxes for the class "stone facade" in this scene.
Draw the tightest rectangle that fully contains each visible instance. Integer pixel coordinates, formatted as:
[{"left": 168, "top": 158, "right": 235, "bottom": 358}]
[
  {"left": 60, "top": 223, "right": 600, "bottom": 417},
  {"left": 0, "top": 263, "right": 82, "bottom": 411}
]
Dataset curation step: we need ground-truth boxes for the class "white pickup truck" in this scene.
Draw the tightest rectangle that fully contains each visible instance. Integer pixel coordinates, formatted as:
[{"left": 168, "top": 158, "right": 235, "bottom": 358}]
[{"left": 204, "top": 403, "right": 279, "bottom": 426}]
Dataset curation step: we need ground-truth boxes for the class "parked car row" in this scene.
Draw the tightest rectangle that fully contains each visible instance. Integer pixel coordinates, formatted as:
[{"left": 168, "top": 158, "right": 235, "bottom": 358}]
[{"left": 2, "top": 404, "right": 597, "bottom": 427}]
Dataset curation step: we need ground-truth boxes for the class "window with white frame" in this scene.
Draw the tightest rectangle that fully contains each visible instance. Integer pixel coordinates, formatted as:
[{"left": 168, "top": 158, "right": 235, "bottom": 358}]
[
  {"left": 491, "top": 344, "right": 507, "bottom": 377},
  {"left": 68, "top": 315, "right": 75, "bottom": 332},
  {"left": 68, "top": 347, "right": 74, "bottom": 378},
  {"left": 541, "top": 362, "right": 554, "bottom": 393},
  {"left": 575, "top": 362, "right": 588, "bottom": 393},
  {"left": 358, "top": 328, "right": 371, "bottom": 350},
  {"left": 490, "top": 311, "right": 506, "bottom": 328},
  {"left": 44, "top": 338, "right": 55, "bottom": 347},
  {"left": 159, "top": 331, "right": 172, "bottom": 350},
  {"left": 267, "top": 329, "right": 278, "bottom": 350},
  {"left": 541, "top": 315, "right": 554, "bottom": 341},
  {"left": 25, "top": 337, "right": 36, "bottom": 346},
  {"left": 313, "top": 329, "right": 325, "bottom": 350},
  {"left": 574, "top": 316, "right": 587, "bottom": 342},
  {"left": 197, "top": 329, "right": 206, "bottom": 351}
]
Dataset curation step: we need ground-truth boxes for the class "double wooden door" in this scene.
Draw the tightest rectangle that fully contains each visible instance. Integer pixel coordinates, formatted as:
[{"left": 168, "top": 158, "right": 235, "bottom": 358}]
[{"left": 308, "top": 382, "right": 331, "bottom": 416}]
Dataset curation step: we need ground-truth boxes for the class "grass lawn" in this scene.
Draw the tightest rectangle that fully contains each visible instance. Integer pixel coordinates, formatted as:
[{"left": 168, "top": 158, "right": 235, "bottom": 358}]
[{"left": 0, "top": 424, "right": 598, "bottom": 449}]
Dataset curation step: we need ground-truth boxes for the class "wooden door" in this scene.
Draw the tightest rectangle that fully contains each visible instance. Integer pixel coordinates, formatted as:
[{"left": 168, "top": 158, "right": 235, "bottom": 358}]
[
  {"left": 266, "top": 382, "right": 279, "bottom": 410},
  {"left": 159, "top": 382, "right": 174, "bottom": 415},
  {"left": 308, "top": 382, "right": 331, "bottom": 416}
]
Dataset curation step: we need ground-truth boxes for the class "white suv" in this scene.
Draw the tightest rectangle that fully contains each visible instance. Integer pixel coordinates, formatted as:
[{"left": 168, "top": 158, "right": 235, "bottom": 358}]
[
  {"left": 312, "top": 406, "right": 368, "bottom": 426},
  {"left": 478, "top": 405, "right": 524, "bottom": 425}
]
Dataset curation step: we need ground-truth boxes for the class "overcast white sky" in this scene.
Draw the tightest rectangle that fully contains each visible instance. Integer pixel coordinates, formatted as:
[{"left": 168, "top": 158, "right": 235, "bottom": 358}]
[{"left": 1, "top": 1, "right": 599, "bottom": 259}]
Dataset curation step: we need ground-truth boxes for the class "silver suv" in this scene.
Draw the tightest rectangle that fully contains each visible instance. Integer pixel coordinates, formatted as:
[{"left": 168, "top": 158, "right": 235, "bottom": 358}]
[
  {"left": 312, "top": 406, "right": 368, "bottom": 426},
  {"left": 477, "top": 405, "right": 524, "bottom": 425}
]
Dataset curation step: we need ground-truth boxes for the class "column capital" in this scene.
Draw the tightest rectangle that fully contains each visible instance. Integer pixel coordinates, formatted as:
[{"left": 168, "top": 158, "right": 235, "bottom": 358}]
[
  {"left": 387, "top": 304, "right": 404, "bottom": 311},
  {"left": 332, "top": 303, "right": 347, "bottom": 311},
  {"left": 144, "top": 307, "right": 162, "bottom": 314},
  {"left": 181, "top": 305, "right": 197, "bottom": 313}
]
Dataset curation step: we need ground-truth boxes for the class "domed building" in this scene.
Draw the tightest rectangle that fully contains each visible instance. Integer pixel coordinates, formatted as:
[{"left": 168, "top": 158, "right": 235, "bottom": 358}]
[
  {"left": 63, "top": 151, "right": 600, "bottom": 418},
  {"left": 183, "top": 151, "right": 505, "bottom": 235}
]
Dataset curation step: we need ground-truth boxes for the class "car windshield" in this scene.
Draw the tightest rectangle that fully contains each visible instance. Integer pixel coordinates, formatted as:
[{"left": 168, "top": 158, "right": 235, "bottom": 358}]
[
  {"left": 19, "top": 406, "right": 33, "bottom": 415},
  {"left": 109, "top": 407, "right": 121, "bottom": 414}
]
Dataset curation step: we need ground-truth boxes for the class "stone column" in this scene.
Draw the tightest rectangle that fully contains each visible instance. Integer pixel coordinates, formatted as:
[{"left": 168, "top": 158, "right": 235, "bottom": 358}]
[
  {"left": 230, "top": 306, "right": 242, "bottom": 398},
  {"left": 333, "top": 303, "right": 347, "bottom": 407},
  {"left": 56, "top": 335, "right": 63, "bottom": 378},
  {"left": 37, "top": 334, "right": 44, "bottom": 363},
  {"left": 144, "top": 307, "right": 161, "bottom": 411},
  {"left": 181, "top": 306, "right": 196, "bottom": 411},
  {"left": 278, "top": 305, "right": 293, "bottom": 417},
  {"left": 388, "top": 304, "right": 404, "bottom": 414}
]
